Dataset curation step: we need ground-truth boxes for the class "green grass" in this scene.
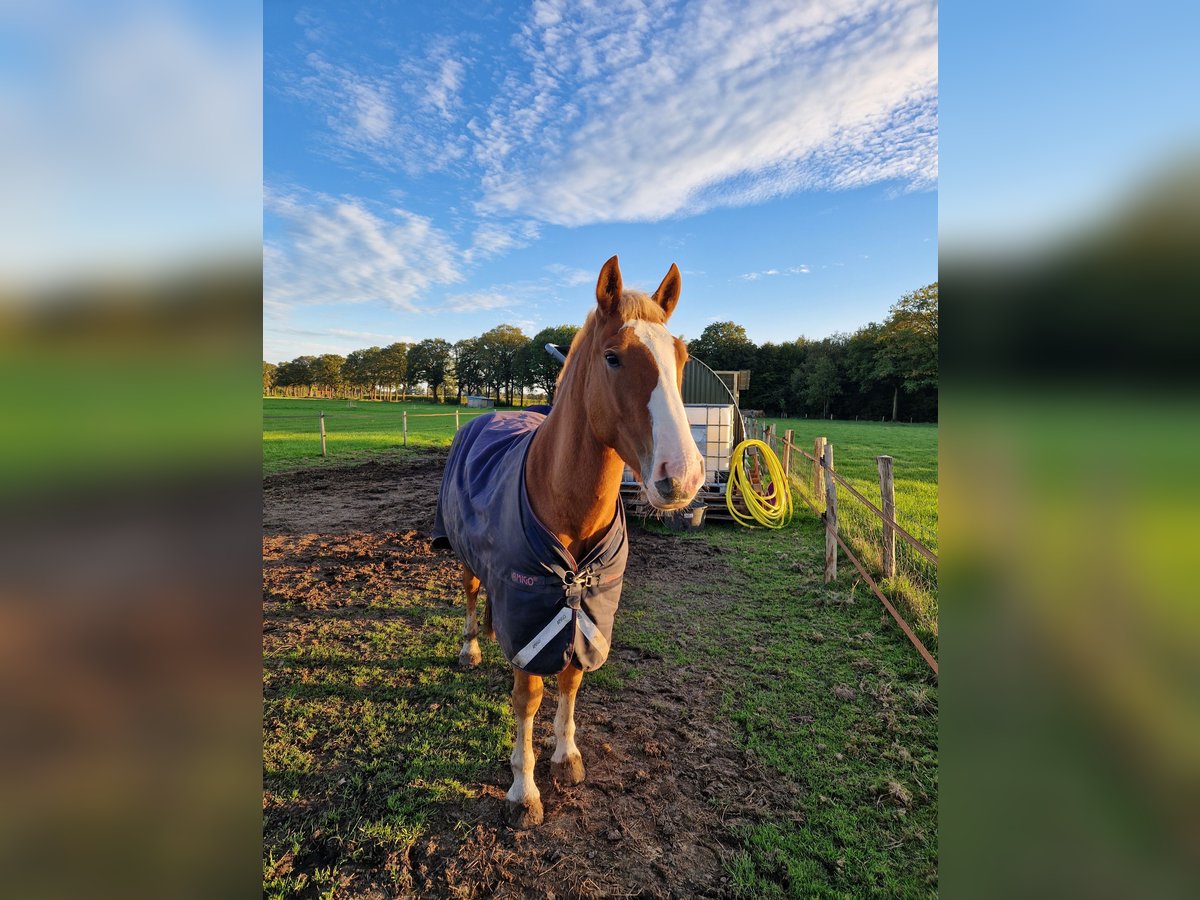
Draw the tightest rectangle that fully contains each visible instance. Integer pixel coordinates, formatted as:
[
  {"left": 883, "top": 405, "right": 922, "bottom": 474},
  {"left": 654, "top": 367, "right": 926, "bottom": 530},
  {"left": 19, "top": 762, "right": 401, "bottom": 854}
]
[
  {"left": 761, "top": 419, "right": 938, "bottom": 550},
  {"left": 263, "top": 397, "right": 528, "bottom": 474},
  {"left": 575, "top": 520, "right": 939, "bottom": 897},
  {"left": 263, "top": 583, "right": 514, "bottom": 897},
  {"left": 760, "top": 419, "right": 938, "bottom": 638}
]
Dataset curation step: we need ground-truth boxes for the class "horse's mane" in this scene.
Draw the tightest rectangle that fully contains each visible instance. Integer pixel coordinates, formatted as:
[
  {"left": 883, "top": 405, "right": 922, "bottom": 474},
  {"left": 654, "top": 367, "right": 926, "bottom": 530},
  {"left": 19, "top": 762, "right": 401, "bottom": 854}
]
[{"left": 556, "top": 291, "right": 665, "bottom": 393}]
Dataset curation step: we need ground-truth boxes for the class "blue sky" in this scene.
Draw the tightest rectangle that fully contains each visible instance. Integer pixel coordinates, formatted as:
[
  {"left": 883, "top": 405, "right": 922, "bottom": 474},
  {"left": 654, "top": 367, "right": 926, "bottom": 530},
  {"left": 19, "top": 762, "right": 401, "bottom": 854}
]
[{"left": 264, "top": 0, "right": 938, "bottom": 363}]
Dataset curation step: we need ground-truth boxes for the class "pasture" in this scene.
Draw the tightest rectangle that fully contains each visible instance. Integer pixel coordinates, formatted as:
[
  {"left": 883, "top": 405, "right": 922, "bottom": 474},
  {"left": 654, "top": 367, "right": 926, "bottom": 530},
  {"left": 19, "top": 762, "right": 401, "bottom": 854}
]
[
  {"left": 263, "top": 398, "right": 521, "bottom": 475},
  {"left": 263, "top": 426, "right": 939, "bottom": 896},
  {"left": 762, "top": 418, "right": 938, "bottom": 552}
]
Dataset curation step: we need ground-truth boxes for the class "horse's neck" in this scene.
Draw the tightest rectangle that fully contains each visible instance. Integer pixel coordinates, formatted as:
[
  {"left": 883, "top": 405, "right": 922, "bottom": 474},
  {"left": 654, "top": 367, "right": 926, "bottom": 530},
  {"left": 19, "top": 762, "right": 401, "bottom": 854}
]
[{"left": 525, "top": 391, "right": 624, "bottom": 564}]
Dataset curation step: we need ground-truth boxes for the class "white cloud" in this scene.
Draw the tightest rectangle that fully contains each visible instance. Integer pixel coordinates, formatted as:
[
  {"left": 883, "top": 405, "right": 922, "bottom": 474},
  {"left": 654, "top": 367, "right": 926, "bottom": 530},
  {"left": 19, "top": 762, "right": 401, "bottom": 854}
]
[
  {"left": 544, "top": 263, "right": 594, "bottom": 286},
  {"left": 264, "top": 188, "right": 463, "bottom": 311},
  {"left": 742, "top": 264, "right": 810, "bottom": 280},
  {"left": 463, "top": 219, "right": 541, "bottom": 263},
  {"left": 282, "top": 37, "right": 471, "bottom": 174},
  {"left": 476, "top": 0, "right": 937, "bottom": 225},
  {"left": 443, "top": 290, "right": 517, "bottom": 313},
  {"left": 423, "top": 40, "right": 465, "bottom": 120}
]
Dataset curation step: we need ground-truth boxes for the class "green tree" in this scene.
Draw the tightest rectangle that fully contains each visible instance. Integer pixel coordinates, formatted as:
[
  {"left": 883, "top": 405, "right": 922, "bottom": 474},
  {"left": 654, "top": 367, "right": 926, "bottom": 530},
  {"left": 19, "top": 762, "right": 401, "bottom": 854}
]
[
  {"left": 792, "top": 345, "right": 841, "bottom": 419},
  {"left": 745, "top": 338, "right": 809, "bottom": 415},
  {"left": 263, "top": 361, "right": 277, "bottom": 395},
  {"left": 878, "top": 283, "right": 938, "bottom": 420},
  {"left": 687, "top": 321, "right": 757, "bottom": 371},
  {"left": 275, "top": 356, "right": 316, "bottom": 397},
  {"left": 407, "top": 338, "right": 454, "bottom": 402},
  {"left": 451, "top": 338, "right": 483, "bottom": 404},
  {"left": 377, "top": 342, "right": 410, "bottom": 400},
  {"left": 842, "top": 323, "right": 893, "bottom": 419},
  {"left": 478, "top": 324, "right": 528, "bottom": 406},
  {"left": 527, "top": 324, "right": 580, "bottom": 403},
  {"left": 311, "top": 354, "right": 345, "bottom": 398},
  {"left": 343, "top": 348, "right": 375, "bottom": 398}
]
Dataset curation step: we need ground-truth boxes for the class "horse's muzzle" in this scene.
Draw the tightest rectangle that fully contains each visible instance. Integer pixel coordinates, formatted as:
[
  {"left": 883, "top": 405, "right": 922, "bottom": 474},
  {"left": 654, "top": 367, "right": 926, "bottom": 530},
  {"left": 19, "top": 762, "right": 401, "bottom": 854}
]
[{"left": 651, "top": 476, "right": 700, "bottom": 509}]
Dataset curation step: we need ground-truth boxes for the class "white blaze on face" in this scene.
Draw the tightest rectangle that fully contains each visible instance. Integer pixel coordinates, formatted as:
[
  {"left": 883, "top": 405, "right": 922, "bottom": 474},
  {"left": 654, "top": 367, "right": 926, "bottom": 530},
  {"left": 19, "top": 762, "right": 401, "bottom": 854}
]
[{"left": 626, "top": 319, "right": 704, "bottom": 504}]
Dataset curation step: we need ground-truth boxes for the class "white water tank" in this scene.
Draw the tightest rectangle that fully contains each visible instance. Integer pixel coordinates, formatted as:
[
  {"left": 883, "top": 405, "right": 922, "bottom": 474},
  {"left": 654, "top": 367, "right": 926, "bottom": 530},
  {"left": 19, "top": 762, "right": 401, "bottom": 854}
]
[{"left": 621, "top": 403, "right": 734, "bottom": 486}]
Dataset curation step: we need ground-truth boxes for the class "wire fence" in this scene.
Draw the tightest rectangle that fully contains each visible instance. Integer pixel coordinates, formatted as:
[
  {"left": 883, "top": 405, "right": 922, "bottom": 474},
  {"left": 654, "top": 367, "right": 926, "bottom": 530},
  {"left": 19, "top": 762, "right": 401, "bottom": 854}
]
[
  {"left": 745, "top": 417, "right": 939, "bottom": 675},
  {"left": 263, "top": 408, "right": 494, "bottom": 454}
]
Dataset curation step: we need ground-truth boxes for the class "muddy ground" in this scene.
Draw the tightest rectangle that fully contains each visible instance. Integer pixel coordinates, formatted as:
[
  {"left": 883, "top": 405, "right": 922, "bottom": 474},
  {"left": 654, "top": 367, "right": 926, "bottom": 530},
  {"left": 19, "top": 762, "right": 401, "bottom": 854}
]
[{"left": 264, "top": 454, "right": 800, "bottom": 898}]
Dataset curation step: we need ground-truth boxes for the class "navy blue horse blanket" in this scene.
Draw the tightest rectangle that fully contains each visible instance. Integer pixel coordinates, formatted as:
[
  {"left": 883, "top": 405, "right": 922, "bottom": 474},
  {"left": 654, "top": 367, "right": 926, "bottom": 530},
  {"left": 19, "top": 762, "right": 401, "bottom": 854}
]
[{"left": 431, "top": 409, "right": 628, "bottom": 676}]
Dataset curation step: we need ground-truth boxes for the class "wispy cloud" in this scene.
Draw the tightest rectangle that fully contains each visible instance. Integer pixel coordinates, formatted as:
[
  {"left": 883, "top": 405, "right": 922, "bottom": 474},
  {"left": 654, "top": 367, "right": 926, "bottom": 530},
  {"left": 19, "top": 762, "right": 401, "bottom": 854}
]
[
  {"left": 280, "top": 32, "right": 471, "bottom": 175},
  {"left": 742, "top": 264, "right": 810, "bottom": 280},
  {"left": 462, "top": 219, "right": 541, "bottom": 263},
  {"left": 443, "top": 289, "right": 517, "bottom": 313},
  {"left": 264, "top": 187, "right": 463, "bottom": 311},
  {"left": 544, "top": 263, "right": 594, "bottom": 286},
  {"left": 474, "top": 0, "right": 937, "bottom": 225},
  {"left": 279, "top": 1, "right": 935, "bottom": 229},
  {"left": 421, "top": 37, "right": 465, "bottom": 121}
]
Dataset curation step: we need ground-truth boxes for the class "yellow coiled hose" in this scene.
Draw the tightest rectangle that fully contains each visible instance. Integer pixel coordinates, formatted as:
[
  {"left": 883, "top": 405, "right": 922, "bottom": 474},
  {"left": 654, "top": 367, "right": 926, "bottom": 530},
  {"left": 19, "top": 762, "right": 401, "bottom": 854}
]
[{"left": 725, "top": 439, "right": 793, "bottom": 528}]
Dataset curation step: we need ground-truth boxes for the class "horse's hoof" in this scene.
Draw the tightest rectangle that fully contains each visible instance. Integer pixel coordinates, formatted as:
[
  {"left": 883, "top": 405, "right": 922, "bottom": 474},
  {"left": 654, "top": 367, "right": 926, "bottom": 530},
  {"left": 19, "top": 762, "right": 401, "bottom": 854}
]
[
  {"left": 505, "top": 797, "right": 543, "bottom": 829},
  {"left": 551, "top": 753, "right": 586, "bottom": 786},
  {"left": 456, "top": 648, "right": 480, "bottom": 672},
  {"left": 458, "top": 643, "right": 482, "bottom": 669}
]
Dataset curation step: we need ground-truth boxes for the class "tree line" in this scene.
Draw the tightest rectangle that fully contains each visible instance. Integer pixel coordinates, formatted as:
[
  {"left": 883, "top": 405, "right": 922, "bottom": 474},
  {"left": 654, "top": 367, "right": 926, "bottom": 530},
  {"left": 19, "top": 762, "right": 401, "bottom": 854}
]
[
  {"left": 265, "top": 324, "right": 580, "bottom": 407},
  {"left": 265, "top": 282, "right": 936, "bottom": 421},
  {"left": 690, "top": 283, "right": 937, "bottom": 421}
]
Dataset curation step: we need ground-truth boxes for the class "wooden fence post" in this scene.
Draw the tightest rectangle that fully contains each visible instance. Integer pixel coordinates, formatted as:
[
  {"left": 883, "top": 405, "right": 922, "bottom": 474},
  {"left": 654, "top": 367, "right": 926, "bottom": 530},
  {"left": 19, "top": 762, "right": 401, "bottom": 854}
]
[
  {"left": 319, "top": 411, "right": 326, "bottom": 457},
  {"left": 402, "top": 411, "right": 408, "bottom": 447},
  {"left": 823, "top": 443, "right": 837, "bottom": 582},
  {"left": 782, "top": 428, "right": 793, "bottom": 475},
  {"left": 877, "top": 455, "right": 896, "bottom": 578},
  {"left": 812, "top": 436, "right": 827, "bottom": 510},
  {"left": 455, "top": 409, "right": 460, "bottom": 431}
]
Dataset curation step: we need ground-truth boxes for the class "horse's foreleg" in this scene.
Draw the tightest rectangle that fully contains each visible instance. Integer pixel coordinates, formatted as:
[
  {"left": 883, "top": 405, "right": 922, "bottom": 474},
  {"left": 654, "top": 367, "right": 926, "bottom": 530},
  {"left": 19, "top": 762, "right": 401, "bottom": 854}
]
[
  {"left": 458, "top": 564, "right": 482, "bottom": 668},
  {"left": 506, "top": 669, "right": 544, "bottom": 828},
  {"left": 550, "top": 664, "right": 585, "bottom": 785}
]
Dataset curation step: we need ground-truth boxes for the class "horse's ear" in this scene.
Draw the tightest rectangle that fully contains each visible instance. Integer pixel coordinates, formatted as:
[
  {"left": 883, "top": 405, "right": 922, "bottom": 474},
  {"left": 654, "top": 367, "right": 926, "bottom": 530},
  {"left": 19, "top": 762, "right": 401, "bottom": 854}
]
[
  {"left": 596, "top": 255, "right": 622, "bottom": 317},
  {"left": 652, "top": 263, "right": 681, "bottom": 320}
]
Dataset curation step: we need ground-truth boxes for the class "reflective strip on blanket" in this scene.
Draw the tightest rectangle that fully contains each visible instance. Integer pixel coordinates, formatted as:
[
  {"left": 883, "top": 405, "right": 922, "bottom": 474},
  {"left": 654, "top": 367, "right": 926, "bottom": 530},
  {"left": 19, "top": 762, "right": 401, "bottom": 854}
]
[{"left": 511, "top": 607, "right": 574, "bottom": 670}]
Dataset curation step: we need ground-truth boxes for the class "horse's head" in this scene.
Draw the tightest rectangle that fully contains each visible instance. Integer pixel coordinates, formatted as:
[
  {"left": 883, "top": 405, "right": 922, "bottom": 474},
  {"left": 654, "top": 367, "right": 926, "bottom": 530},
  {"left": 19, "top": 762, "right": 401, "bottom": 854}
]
[{"left": 569, "top": 255, "right": 705, "bottom": 510}]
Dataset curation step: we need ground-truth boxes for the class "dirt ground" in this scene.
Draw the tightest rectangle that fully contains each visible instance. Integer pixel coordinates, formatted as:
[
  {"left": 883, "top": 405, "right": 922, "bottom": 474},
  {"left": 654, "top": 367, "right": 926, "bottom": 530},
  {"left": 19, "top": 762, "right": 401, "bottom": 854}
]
[{"left": 264, "top": 454, "right": 799, "bottom": 898}]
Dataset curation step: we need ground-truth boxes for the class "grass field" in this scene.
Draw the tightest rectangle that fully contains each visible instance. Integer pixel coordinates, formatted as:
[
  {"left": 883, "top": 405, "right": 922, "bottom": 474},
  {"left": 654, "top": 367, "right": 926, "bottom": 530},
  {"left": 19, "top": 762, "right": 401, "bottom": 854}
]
[
  {"left": 758, "top": 419, "right": 939, "bottom": 639},
  {"left": 263, "top": 397, "right": 517, "bottom": 474},
  {"left": 263, "top": 461, "right": 938, "bottom": 897},
  {"left": 761, "top": 419, "right": 938, "bottom": 551},
  {"left": 644, "top": 523, "right": 938, "bottom": 897}
]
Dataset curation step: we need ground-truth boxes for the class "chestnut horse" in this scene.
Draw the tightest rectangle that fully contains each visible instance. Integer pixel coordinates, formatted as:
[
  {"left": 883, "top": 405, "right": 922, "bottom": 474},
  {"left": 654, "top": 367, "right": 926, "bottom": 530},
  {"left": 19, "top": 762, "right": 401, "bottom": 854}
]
[{"left": 442, "top": 256, "right": 703, "bottom": 827}]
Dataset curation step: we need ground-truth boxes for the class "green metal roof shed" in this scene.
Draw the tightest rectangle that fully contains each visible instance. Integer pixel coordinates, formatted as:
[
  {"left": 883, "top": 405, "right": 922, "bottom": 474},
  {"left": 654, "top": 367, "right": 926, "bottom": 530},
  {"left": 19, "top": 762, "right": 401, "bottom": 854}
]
[{"left": 682, "top": 356, "right": 746, "bottom": 446}]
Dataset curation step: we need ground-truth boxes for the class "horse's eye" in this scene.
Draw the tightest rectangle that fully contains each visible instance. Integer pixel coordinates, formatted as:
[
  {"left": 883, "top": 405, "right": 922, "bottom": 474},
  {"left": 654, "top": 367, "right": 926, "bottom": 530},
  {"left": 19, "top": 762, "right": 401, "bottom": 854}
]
[{"left": 604, "top": 351, "right": 621, "bottom": 368}]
